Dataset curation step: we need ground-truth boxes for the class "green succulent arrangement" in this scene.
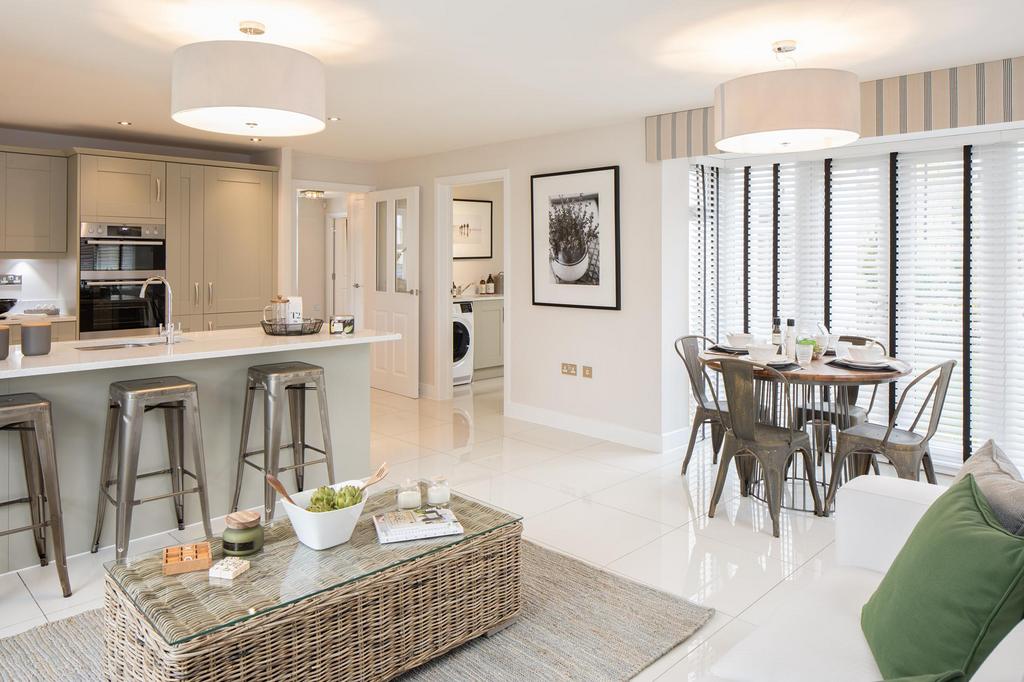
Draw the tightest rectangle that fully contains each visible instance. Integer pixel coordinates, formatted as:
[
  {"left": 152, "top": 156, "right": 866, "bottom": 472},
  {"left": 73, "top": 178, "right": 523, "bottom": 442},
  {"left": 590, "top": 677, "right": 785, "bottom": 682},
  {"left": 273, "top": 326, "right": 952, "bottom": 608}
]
[
  {"left": 548, "top": 195, "right": 597, "bottom": 265},
  {"left": 307, "top": 485, "right": 363, "bottom": 513}
]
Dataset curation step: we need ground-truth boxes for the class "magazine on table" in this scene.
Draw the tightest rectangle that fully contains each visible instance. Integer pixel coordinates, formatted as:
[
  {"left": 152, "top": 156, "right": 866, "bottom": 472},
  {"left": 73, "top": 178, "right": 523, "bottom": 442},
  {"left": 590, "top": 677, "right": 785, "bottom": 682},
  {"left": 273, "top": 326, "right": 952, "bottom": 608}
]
[{"left": 373, "top": 507, "right": 464, "bottom": 544}]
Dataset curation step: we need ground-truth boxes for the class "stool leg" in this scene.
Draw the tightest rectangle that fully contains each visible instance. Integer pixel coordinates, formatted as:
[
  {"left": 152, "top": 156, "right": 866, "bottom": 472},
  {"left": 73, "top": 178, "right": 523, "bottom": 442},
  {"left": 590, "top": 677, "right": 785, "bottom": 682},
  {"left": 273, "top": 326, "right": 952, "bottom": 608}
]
[
  {"left": 163, "top": 402, "right": 185, "bottom": 531},
  {"left": 34, "top": 413, "right": 71, "bottom": 597},
  {"left": 115, "top": 401, "right": 144, "bottom": 561},
  {"left": 91, "top": 404, "right": 119, "bottom": 553},
  {"left": 18, "top": 423, "right": 47, "bottom": 565},
  {"left": 184, "top": 392, "right": 213, "bottom": 541},
  {"left": 288, "top": 386, "right": 307, "bottom": 491},
  {"left": 231, "top": 380, "right": 257, "bottom": 512},
  {"left": 315, "top": 376, "right": 336, "bottom": 485},
  {"left": 263, "top": 385, "right": 286, "bottom": 521}
]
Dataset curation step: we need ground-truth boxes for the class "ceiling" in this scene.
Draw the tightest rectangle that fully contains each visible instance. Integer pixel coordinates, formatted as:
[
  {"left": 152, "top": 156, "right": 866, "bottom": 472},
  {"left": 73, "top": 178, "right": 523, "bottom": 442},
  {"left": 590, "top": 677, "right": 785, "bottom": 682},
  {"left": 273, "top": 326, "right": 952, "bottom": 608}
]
[{"left": 1, "top": 0, "right": 1022, "bottom": 162}]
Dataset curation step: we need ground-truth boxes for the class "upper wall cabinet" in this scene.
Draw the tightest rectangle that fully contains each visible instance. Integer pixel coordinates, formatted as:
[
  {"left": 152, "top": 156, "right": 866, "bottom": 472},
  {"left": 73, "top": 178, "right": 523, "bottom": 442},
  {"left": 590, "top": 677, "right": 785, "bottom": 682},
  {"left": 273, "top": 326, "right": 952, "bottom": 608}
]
[
  {"left": 0, "top": 152, "right": 68, "bottom": 253},
  {"left": 79, "top": 155, "right": 166, "bottom": 220}
]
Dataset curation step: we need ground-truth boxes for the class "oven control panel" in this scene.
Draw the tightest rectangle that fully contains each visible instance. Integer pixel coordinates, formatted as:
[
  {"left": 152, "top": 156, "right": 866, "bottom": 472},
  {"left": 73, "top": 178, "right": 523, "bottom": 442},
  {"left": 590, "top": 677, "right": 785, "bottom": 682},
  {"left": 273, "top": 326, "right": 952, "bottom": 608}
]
[{"left": 81, "top": 223, "right": 166, "bottom": 239}]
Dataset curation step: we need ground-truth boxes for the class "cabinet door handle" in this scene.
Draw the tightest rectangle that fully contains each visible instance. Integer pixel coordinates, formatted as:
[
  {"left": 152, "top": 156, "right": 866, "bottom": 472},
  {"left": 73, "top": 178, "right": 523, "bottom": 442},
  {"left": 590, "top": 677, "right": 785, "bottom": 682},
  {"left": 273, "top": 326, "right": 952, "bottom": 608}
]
[
  {"left": 208, "top": 320, "right": 213, "bottom": 331},
  {"left": 155, "top": 178, "right": 161, "bottom": 203},
  {"left": 207, "top": 282, "right": 213, "bottom": 305},
  {"left": 193, "top": 282, "right": 199, "bottom": 306}
]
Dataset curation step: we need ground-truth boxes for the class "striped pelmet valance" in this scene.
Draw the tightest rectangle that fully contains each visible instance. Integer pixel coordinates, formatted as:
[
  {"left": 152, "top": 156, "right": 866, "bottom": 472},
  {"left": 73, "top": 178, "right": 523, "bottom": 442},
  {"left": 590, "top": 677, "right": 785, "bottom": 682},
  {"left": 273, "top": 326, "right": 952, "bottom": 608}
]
[{"left": 646, "top": 56, "right": 1024, "bottom": 161}]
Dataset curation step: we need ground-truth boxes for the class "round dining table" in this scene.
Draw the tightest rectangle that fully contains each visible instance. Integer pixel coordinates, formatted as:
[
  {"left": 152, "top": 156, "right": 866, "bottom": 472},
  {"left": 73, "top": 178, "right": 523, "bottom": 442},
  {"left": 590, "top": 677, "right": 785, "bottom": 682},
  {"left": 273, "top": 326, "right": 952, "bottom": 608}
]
[{"left": 698, "top": 350, "right": 913, "bottom": 512}]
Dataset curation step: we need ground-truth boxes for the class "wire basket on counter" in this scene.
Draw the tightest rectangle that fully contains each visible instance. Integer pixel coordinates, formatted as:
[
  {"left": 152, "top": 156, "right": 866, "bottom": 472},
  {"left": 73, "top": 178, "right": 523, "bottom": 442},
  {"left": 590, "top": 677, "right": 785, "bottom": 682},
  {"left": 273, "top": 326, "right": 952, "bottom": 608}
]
[{"left": 261, "top": 318, "right": 324, "bottom": 336}]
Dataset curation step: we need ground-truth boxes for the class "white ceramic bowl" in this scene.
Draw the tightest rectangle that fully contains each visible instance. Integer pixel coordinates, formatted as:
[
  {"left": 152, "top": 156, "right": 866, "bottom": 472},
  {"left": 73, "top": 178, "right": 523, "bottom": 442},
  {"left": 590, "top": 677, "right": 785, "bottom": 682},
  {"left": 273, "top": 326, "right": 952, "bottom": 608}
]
[
  {"left": 281, "top": 480, "right": 366, "bottom": 550},
  {"left": 847, "top": 345, "right": 884, "bottom": 362},
  {"left": 726, "top": 332, "right": 753, "bottom": 348},
  {"left": 747, "top": 344, "right": 779, "bottom": 363}
]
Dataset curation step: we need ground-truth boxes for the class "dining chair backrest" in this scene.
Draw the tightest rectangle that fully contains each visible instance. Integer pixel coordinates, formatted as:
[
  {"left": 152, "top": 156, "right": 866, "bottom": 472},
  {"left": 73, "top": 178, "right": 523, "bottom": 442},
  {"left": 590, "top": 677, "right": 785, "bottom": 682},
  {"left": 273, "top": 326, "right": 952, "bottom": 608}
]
[
  {"left": 889, "top": 360, "right": 957, "bottom": 442},
  {"left": 719, "top": 358, "right": 791, "bottom": 442},
  {"left": 674, "top": 336, "right": 717, "bottom": 410},
  {"left": 837, "top": 336, "right": 887, "bottom": 409}
]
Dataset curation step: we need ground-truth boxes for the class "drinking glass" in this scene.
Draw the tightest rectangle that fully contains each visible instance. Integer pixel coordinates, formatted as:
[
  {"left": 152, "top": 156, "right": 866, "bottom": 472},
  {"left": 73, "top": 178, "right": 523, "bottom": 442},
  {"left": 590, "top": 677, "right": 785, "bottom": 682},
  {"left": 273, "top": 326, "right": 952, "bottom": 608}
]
[{"left": 795, "top": 343, "right": 814, "bottom": 366}]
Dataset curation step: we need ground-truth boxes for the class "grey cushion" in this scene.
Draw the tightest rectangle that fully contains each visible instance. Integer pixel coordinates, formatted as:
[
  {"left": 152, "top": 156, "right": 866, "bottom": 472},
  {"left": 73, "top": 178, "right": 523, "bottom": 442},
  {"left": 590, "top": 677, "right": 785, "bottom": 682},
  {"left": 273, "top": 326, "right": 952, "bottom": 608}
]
[{"left": 953, "top": 439, "right": 1024, "bottom": 535}]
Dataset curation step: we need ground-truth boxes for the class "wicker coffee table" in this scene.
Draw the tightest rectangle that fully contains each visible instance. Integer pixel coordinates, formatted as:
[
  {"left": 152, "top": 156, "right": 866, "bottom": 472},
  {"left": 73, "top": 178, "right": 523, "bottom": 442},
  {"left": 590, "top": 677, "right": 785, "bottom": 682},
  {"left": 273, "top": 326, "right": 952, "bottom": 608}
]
[{"left": 102, "top": 485, "right": 523, "bottom": 681}]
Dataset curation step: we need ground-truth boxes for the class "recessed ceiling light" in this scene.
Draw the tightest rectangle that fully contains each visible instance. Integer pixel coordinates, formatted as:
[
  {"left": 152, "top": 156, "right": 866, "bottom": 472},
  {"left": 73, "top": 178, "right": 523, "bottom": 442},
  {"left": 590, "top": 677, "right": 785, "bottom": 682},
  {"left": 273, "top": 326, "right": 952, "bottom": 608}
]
[
  {"left": 117, "top": 121, "right": 132, "bottom": 126},
  {"left": 328, "top": 116, "right": 340, "bottom": 122},
  {"left": 250, "top": 137, "right": 262, "bottom": 142},
  {"left": 239, "top": 21, "right": 266, "bottom": 36}
]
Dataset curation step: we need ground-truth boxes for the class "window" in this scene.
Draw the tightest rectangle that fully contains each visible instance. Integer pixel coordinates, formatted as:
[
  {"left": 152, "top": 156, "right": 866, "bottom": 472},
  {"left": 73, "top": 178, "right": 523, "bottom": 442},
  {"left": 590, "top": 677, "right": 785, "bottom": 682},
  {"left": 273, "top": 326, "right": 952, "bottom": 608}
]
[
  {"left": 688, "top": 165, "right": 717, "bottom": 340},
  {"left": 777, "top": 160, "right": 825, "bottom": 332},
  {"left": 895, "top": 149, "right": 964, "bottom": 466},
  {"left": 746, "top": 165, "right": 774, "bottom": 337},
  {"left": 970, "top": 142, "right": 1024, "bottom": 469},
  {"left": 718, "top": 167, "right": 745, "bottom": 338}
]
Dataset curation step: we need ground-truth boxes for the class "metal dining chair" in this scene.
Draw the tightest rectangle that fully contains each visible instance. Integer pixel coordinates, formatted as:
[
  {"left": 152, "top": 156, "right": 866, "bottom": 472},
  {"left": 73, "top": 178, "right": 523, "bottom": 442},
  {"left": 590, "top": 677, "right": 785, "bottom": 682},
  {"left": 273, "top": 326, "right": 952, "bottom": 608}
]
[
  {"left": 822, "top": 360, "right": 956, "bottom": 514},
  {"left": 675, "top": 335, "right": 730, "bottom": 475},
  {"left": 708, "top": 358, "right": 823, "bottom": 537}
]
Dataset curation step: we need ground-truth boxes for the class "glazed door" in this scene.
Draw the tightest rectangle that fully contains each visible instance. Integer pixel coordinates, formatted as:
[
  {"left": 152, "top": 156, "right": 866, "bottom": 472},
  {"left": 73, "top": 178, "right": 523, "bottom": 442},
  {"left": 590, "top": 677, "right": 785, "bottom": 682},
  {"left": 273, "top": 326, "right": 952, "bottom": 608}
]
[{"left": 361, "top": 187, "right": 419, "bottom": 398}]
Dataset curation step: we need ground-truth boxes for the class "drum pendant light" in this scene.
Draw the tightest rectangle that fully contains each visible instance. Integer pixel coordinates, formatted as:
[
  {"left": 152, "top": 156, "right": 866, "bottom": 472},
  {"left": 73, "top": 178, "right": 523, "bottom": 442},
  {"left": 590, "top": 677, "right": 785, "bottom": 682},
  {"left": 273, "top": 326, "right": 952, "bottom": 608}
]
[
  {"left": 713, "top": 43, "right": 860, "bottom": 154},
  {"left": 171, "top": 33, "right": 325, "bottom": 137}
]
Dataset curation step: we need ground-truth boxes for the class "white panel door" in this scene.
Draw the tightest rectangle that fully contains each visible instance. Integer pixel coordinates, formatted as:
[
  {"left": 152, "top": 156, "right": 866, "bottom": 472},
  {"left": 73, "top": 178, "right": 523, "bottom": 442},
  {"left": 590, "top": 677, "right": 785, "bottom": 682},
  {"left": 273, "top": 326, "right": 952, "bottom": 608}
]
[{"left": 361, "top": 187, "right": 419, "bottom": 398}]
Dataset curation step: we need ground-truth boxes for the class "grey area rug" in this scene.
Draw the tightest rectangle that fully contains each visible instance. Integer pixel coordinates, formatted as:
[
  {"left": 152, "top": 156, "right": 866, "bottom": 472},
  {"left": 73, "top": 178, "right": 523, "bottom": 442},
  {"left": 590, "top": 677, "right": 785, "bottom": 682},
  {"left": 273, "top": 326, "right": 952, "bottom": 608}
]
[{"left": 0, "top": 541, "right": 713, "bottom": 681}]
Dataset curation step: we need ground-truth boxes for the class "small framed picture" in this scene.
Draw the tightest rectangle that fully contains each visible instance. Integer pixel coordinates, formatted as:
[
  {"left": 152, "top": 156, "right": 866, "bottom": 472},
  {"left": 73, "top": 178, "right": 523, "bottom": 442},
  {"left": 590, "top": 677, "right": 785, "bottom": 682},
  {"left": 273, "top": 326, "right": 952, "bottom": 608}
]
[
  {"left": 530, "top": 165, "right": 620, "bottom": 309},
  {"left": 452, "top": 199, "right": 493, "bottom": 259}
]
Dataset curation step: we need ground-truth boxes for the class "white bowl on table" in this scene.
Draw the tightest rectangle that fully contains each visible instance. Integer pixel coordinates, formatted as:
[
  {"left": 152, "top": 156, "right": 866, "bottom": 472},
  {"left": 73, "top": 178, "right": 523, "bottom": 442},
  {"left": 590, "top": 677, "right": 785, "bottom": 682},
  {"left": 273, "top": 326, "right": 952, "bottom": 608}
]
[
  {"left": 747, "top": 344, "right": 780, "bottom": 363},
  {"left": 726, "top": 332, "right": 754, "bottom": 348},
  {"left": 847, "top": 345, "right": 884, "bottom": 362},
  {"left": 281, "top": 480, "right": 367, "bottom": 550}
]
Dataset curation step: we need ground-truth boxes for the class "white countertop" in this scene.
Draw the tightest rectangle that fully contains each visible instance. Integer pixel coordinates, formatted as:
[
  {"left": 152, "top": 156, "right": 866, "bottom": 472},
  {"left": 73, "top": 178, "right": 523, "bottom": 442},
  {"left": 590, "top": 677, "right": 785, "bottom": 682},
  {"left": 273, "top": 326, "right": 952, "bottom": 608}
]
[
  {"left": 0, "top": 314, "right": 77, "bottom": 325},
  {"left": 453, "top": 294, "right": 504, "bottom": 303},
  {"left": 0, "top": 327, "right": 400, "bottom": 379}
]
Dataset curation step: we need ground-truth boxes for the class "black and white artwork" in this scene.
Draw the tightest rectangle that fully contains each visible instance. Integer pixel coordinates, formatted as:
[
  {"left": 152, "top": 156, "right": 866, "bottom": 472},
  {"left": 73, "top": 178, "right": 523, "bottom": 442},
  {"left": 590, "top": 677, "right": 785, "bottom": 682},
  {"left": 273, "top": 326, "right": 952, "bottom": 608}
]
[
  {"left": 452, "top": 199, "right": 493, "bottom": 259},
  {"left": 531, "top": 166, "right": 620, "bottom": 309}
]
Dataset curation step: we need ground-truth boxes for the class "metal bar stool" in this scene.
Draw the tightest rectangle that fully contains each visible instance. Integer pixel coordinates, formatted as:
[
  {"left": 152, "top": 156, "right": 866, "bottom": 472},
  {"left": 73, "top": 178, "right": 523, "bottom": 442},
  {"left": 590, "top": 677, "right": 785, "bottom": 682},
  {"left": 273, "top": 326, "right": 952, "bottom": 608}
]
[
  {"left": 231, "top": 361, "right": 335, "bottom": 521},
  {"left": 0, "top": 394, "right": 70, "bottom": 596},
  {"left": 91, "top": 376, "right": 213, "bottom": 560}
]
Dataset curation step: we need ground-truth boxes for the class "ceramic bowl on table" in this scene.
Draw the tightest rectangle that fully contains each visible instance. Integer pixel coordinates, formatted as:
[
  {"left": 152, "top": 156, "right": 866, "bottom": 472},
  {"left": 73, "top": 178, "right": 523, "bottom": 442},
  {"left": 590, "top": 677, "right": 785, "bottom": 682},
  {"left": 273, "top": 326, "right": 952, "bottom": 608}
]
[
  {"left": 726, "top": 332, "right": 754, "bottom": 348},
  {"left": 847, "top": 345, "right": 884, "bottom": 362},
  {"left": 747, "top": 344, "right": 780, "bottom": 363},
  {"left": 281, "top": 480, "right": 367, "bottom": 550}
]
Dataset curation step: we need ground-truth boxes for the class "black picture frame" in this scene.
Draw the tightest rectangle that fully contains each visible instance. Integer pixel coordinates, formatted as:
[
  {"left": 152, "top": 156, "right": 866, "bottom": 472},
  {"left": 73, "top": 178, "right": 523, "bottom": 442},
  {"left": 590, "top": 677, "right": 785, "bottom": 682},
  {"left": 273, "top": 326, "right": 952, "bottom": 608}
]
[
  {"left": 452, "top": 198, "right": 494, "bottom": 260},
  {"left": 530, "top": 165, "right": 621, "bottom": 310}
]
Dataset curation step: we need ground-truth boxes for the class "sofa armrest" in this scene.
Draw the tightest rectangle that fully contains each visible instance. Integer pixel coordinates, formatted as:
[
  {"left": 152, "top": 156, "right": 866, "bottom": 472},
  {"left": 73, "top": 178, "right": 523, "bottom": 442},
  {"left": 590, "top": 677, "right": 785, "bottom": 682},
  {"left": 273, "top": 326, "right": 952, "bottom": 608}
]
[
  {"left": 835, "top": 476, "right": 945, "bottom": 573},
  {"left": 974, "top": 619, "right": 1024, "bottom": 682}
]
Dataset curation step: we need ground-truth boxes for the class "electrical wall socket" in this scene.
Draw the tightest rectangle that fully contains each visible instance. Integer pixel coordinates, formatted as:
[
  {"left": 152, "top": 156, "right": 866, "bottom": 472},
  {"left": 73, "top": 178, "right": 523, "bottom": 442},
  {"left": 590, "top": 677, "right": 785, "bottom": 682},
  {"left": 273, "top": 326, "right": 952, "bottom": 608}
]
[
  {"left": 582, "top": 365, "right": 593, "bottom": 379},
  {"left": 560, "top": 362, "right": 578, "bottom": 376}
]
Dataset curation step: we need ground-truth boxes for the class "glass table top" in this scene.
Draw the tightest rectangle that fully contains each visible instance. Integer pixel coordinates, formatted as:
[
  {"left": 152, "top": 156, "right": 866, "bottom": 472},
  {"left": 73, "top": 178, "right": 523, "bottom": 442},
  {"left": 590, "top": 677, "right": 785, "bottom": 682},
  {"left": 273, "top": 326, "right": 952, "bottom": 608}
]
[{"left": 104, "top": 484, "right": 521, "bottom": 645}]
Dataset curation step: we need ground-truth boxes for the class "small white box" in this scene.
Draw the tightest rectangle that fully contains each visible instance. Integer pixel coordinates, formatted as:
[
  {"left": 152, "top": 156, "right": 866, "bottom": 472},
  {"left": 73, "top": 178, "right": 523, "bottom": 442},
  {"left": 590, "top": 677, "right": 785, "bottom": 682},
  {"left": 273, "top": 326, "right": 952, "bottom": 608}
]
[{"left": 209, "top": 557, "right": 250, "bottom": 580}]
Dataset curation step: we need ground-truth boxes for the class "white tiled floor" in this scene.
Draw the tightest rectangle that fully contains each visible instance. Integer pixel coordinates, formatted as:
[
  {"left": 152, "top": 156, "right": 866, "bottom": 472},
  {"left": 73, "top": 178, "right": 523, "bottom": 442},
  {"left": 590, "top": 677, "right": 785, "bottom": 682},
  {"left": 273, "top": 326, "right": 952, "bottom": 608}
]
[{"left": 0, "top": 376, "right": 940, "bottom": 680}]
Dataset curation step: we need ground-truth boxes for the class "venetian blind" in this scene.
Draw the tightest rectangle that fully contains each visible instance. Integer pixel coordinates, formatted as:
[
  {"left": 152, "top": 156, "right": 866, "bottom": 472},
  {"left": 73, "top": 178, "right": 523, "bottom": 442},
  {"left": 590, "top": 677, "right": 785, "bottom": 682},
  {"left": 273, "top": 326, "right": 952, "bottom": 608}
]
[
  {"left": 747, "top": 165, "right": 774, "bottom": 337},
  {"left": 895, "top": 148, "right": 965, "bottom": 465},
  {"left": 777, "top": 160, "right": 825, "bottom": 332},
  {"left": 688, "top": 165, "right": 718, "bottom": 340},
  {"left": 718, "top": 167, "right": 746, "bottom": 339},
  {"left": 970, "top": 142, "right": 1024, "bottom": 467}
]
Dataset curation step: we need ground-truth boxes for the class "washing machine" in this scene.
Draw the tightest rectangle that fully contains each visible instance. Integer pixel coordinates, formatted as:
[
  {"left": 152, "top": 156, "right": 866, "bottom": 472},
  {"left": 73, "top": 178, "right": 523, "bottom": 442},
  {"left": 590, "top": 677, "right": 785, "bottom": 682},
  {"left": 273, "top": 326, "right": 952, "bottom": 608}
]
[{"left": 453, "top": 301, "right": 474, "bottom": 386}]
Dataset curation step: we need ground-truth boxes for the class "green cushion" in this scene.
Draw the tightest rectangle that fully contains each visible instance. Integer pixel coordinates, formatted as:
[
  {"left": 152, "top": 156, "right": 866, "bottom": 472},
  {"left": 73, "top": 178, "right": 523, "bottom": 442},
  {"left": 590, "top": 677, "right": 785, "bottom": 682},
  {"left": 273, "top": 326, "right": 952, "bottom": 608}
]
[
  {"left": 861, "top": 475, "right": 1024, "bottom": 679},
  {"left": 884, "top": 673, "right": 964, "bottom": 682}
]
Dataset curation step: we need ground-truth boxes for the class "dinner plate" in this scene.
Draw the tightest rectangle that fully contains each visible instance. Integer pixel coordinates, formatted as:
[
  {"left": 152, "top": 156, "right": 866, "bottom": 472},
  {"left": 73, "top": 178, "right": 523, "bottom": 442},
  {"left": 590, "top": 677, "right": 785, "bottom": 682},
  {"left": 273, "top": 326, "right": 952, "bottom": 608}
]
[
  {"left": 841, "top": 359, "right": 892, "bottom": 370},
  {"left": 765, "top": 358, "right": 792, "bottom": 367},
  {"left": 717, "top": 344, "right": 748, "bottom": 353}
]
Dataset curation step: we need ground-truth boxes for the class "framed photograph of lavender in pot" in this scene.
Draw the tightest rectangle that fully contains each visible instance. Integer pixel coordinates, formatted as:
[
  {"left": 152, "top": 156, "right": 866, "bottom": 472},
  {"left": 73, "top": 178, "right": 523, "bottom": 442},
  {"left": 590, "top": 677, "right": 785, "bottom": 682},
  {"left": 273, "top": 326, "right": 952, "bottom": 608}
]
[
  {"left": 452, "top": 199, "right": 493, "bottom": 259},
  {"left": 531, "top": 166, "right": 620, "bottom": 309}
]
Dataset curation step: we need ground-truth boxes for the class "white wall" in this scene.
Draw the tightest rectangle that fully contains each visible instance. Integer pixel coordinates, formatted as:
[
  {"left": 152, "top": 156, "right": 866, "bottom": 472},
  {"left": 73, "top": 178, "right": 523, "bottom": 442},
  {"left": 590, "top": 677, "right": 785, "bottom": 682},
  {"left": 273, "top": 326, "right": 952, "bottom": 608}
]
[
  {"left": 376, "top": 120, "right": 687, "bottom": 448},
  {"left": 452, "top": 181, "right": 503, "bottom": 287},
  {"left": 0, "top": 258, "right": 71, "bottom": 313}
]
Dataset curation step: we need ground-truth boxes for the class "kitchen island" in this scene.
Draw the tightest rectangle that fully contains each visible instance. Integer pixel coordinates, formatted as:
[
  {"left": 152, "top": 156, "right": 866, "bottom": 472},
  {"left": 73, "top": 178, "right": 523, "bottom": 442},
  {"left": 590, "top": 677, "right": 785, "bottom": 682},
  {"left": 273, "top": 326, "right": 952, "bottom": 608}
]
[{"left": 0, "top": 327, "right": 399, "bottom": 573}]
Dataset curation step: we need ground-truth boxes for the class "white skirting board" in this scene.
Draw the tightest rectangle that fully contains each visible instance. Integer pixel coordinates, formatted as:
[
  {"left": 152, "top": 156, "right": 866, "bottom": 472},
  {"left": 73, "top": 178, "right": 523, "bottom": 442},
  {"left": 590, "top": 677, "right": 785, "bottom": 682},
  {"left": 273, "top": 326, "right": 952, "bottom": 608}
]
[{"left": 505, "top": 401, "right": 674, "bottom": 452}]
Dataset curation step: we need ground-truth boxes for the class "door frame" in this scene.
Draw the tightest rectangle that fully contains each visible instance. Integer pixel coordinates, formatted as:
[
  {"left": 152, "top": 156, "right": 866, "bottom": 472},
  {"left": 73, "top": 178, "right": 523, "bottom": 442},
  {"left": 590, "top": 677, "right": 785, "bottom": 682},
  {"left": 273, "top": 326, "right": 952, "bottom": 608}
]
[
  {"left": 291, "top": 178, "right": 373, "bottom": 295},
  {"left": 325, "top": 211, "right": 347, "bottom": 317},
  {"left": 433, "top": 169, "right": 512, "bottom": 406}
]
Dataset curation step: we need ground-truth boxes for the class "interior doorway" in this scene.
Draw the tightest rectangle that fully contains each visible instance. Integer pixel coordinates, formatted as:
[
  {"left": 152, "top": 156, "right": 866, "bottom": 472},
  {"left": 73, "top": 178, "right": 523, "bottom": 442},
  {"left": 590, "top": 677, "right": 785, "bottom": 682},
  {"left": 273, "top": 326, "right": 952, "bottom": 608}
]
[{"left": 434, "top": 170, "right": 512, "bottom": 405}]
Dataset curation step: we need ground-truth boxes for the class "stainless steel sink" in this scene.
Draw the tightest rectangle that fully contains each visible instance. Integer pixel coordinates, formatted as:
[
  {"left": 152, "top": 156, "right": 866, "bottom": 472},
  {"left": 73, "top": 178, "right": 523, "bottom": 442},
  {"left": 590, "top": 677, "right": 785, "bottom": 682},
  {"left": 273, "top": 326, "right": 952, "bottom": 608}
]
[{"left": 76, "top": 338, "right": 190, "bottom": 351}]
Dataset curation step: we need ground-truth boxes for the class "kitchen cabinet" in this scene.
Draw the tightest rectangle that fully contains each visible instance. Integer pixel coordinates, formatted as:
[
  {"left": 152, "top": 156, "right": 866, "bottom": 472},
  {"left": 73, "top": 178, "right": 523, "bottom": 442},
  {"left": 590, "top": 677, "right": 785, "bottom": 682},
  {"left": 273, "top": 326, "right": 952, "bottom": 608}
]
[
  {"left": 203, "top": 167, "right": 274, "bottom": 314},
  {"left": 472, "top": 298, "right": 503, "bottom": 370},
  {"left": 79, "top": 155, "right": 165, "bottom": 220},
  {"left": 166, "top": 163, "right": 274, "bottom": 326},
  {"left": 0, "top": 152, "right": 67, "bottom": 253}
]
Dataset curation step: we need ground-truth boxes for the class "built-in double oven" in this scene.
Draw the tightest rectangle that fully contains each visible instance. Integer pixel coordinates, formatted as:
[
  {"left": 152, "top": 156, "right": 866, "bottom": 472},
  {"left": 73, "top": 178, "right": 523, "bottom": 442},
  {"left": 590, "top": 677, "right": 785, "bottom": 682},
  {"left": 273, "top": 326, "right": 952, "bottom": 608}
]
[{"left": 79, "top": 222, "right": 167, "bottom": 339}]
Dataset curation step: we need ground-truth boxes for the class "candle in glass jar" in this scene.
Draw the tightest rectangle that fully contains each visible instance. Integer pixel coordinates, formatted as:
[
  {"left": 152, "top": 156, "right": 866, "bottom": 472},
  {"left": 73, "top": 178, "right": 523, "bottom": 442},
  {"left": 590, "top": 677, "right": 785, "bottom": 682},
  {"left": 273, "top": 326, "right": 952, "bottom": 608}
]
[
  {"left": 397, "top": 480, "right": 422, "bottom": 509},
  {"left": 426, "top": 476, "right": 450, "bottom": 506}
]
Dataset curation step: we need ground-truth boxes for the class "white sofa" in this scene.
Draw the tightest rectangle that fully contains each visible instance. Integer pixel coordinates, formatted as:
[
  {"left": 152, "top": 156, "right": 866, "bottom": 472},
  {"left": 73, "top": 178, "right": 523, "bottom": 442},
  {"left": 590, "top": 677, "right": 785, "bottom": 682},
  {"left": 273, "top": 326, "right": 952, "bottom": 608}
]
[{"left": 711, "top": 475, "right": 1024, "bottom": 682}]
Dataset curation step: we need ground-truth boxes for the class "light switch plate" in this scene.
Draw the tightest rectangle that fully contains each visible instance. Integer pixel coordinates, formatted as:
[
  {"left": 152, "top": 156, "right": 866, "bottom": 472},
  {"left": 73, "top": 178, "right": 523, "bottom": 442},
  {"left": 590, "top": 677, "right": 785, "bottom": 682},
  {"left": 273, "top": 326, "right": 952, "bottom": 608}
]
[{"left": 582, "top": 366, "right": 593, "bottom": 379}]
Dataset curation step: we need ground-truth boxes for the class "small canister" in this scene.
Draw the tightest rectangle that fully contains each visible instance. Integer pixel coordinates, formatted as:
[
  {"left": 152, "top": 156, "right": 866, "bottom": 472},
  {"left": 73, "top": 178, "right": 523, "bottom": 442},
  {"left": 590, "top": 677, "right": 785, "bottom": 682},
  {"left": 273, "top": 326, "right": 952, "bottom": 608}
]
[
  {"left": 330, "top": 314, "right": 355, "bottom": 335},
  {"left": 0, "top": 325, "right": 9, "bottom": 361},
  {"left": 20, "top": 321, "right": 51, "bottom": 356},
  {"left": 221, "top": 510, "right": 264, "bottom": 557}
]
